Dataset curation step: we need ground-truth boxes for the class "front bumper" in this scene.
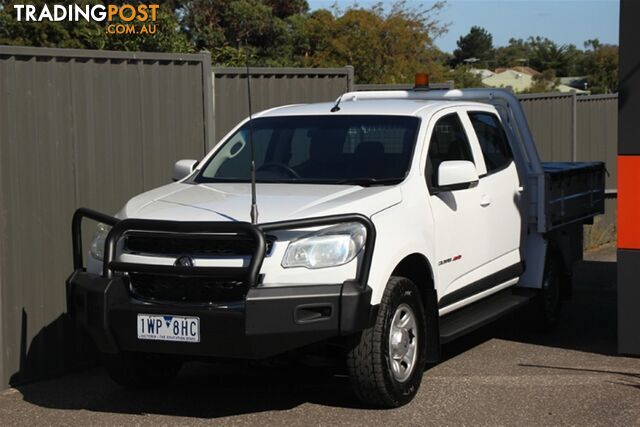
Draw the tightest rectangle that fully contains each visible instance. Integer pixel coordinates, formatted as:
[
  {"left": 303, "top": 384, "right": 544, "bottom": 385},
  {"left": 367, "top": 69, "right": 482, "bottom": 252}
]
[
  {"left": 67, "top": 270, "right": 373, "bottom": 359},
  {"left": 68, "top": 208, "right": 376, "bottom": 359}
]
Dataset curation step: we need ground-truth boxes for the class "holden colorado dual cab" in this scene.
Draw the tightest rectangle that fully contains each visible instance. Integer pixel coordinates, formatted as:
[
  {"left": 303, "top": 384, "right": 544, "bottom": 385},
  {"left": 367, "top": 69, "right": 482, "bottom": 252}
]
[{"left": 67, "top": 86, "right": 605, "bottom": 407}]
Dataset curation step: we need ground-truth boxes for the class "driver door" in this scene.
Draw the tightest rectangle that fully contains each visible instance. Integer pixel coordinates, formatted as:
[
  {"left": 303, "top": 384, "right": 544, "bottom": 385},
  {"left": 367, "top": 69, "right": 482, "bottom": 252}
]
[{"left": 425, "top": 110, "right": 491, "bottom": 309}]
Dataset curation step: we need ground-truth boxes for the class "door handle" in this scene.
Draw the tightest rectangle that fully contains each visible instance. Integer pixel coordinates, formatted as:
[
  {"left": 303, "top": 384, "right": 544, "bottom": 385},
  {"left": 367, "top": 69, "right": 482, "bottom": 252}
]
[{"left": 480, "top": 194, "right": 492, "bottom": 207}]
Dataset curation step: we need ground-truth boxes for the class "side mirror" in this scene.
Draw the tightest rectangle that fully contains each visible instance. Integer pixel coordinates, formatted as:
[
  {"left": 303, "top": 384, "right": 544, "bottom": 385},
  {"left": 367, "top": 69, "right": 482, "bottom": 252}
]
[
  {"left": 173, "top": 159, "right": 198, "bottom": 181},
  {"left": 436, "top": 160, "right": 479, "bottom": 192}
]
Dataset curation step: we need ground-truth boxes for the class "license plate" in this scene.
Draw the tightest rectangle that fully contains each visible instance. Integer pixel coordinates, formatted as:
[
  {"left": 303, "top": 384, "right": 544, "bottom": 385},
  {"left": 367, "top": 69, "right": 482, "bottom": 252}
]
[{"left": 137, "top": 314, "right": 200, "bottom": 343}]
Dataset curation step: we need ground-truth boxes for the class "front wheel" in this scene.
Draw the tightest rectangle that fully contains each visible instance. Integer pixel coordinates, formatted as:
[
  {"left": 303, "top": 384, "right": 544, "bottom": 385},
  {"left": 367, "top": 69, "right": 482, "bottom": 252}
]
[{"left": 347, "top": 276, "right": 427, "bottom": 408}]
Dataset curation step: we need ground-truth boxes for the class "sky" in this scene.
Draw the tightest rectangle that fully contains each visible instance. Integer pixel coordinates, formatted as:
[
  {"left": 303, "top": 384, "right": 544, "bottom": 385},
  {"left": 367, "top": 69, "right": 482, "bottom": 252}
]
[{"left": 307, "top": 0, "right": 620, "bottom": 53}]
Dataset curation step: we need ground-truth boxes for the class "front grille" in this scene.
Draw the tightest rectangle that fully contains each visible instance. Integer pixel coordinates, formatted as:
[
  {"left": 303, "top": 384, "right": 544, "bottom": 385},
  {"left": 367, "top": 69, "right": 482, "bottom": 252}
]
[
  {"left": 120, "top": 231, "right": 271, "bottom": 305},
  {"left": 128, "top": 273, "right": 246, "bottom": 305},
  {"left": 124, "top": 234, "right": 274, "bottom": 257}
]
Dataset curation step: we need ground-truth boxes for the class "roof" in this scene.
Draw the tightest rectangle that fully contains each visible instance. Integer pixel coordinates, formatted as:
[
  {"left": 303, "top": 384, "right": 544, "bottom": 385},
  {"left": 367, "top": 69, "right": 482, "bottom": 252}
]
[
  {"left": 469, "top": 68, "right": 495, "bottom": 78},
  {"left": 557, "top": 84, "right": 589, "bottom": 94},
  {"left": 482, "top": 70, "right": 533, "bottom": 92},
  {"left": 559, "top": 76, "right": 589, "bottom": 90},
  {"left": 495, "top": 66, "right": 541, "bottom": 76},
  {"left": 258, "top": 98, "right": 476, "bottom": 118},
  {"left": 482, "top": 72, "right": 590, "bottom": 94}
]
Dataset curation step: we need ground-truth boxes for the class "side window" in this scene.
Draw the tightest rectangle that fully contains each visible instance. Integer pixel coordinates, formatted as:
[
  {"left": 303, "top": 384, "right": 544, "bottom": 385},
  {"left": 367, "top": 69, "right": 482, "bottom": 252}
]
[
  {"left": 426, "top": 113, "right": 474, "bottom": 188},
  {"left": 468, "top": 111, "right": 513, "bottom": 174}
]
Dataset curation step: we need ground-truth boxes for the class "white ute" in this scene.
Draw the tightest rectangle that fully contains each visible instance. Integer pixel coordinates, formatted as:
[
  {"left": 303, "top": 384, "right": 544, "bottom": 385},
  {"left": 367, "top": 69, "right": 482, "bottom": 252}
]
[{"left": 67, "top": 86, "right": 605, "bottom": 408}]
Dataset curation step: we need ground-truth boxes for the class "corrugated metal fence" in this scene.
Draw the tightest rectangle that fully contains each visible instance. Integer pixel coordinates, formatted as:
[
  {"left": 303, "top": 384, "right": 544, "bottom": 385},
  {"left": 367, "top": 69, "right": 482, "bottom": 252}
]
[
  {"left": 0, "top": 46, "right": 214, "bottom": 389},
  {"left": 575, "top": 95, "right": 618, "bottom": 187},
  {"left": 518, "top": 93, "right": 575, "bottom": 161},
  {"left": 517, "top": 92, "right": 618, "bottom": 224},
  {"left": 212, "top": 66, "right": 354, "bottom": 143}
]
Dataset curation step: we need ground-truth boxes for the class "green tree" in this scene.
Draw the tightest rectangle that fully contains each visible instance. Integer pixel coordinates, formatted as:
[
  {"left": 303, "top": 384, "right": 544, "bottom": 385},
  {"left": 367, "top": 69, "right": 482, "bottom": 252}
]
[
  {"left": 526, "top": 36, "right": 572, "bottom": 76},
  {"left": 581, "top": 42, "right": 618, "bottom": 93},
  {"left": 178, "top": 0, "right": 307, "bottom": 66},
  {"left": 523, "top": 69, "right": 559, "bottom": 93},
  {"left": 0, "top": 0, "right": 101, "bottom": 48},
  {"left": 494, "top": 36, "right": 586, "bottom": 77},
  {"left": 561, "top": 43, "right": 585, "bottom": 76},
  {"left": 263, "top": 0, "right": 308, "bottom": 18},
  {"left": 584, "top": 39, "right": 602, "bottom": 51},
  {"left": 301, "top": 1, "right": 449, "bottom": 84},
  {"left": 0, "top": 0, "right": 192, "bottom": 52},
  {"left": 93, "top": 4, "right": 193, "bottom": 52},
  {"left": 450, "top": 65, "right": 484, "bottom": 88},
  {"left": 452, "top": 26, "right": 493, "bottom": 67},
  {"left": 494, "top": 38, "right": 529, "bottom": 68}
]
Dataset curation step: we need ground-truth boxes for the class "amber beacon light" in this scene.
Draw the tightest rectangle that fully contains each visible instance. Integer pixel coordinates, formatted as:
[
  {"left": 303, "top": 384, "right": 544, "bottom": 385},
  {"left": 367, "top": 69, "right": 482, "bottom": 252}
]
[{"left": 414, "top": 73, "right": 429, "bottom": 88}]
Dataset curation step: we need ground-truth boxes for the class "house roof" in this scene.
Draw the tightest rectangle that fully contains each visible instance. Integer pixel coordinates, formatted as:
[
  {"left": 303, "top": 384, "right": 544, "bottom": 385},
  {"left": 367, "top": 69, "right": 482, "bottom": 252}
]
[
  {"left": 559, "top": 76, "right": 589, "bottom": 90},
  {"left": 495, "top": 66, "right": 541, "bottom": 76},
  {"left": 482, "top": 70, "right": 533, "bottom": 92},
  {"left": 469, "top": 68, "right": 495, "bottom": 78},
  {"left": 557, "top": 84, "right": 589, "bottom": 94}
]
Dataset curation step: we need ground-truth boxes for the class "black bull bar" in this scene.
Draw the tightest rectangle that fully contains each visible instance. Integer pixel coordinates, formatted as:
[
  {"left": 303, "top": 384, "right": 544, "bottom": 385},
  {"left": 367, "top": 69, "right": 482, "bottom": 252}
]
[
  {"left": 67, "top": 208, "right": 377, "bottom": 358},
  {"left": 71, "top": 207, "right": 376, "bottom": 288}
]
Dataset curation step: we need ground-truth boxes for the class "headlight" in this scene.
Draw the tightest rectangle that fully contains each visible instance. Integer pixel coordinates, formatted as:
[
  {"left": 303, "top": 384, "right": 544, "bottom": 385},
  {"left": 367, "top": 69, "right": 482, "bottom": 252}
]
[
  {"left": 282, "top": 222, "right": 366, "bottom": 269},
  {"left": 89, "top": 223, "right": 111, "bottom": 261}
]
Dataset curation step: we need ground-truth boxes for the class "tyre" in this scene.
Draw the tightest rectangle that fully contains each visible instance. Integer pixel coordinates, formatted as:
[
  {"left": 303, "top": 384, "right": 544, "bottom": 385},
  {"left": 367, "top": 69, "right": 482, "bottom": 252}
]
[
  {"left": 347, "top": 276, "right": 427, "bottom": 408},
  {"left": 101, "top": 352, "right": 182, "bottom": 389}
]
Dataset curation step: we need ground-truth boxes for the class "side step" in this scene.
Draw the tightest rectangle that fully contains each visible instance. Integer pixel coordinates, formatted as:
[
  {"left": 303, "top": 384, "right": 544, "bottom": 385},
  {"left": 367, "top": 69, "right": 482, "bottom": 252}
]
[{"left": 439, "top": 288, "right": 537, "bottom": 344}]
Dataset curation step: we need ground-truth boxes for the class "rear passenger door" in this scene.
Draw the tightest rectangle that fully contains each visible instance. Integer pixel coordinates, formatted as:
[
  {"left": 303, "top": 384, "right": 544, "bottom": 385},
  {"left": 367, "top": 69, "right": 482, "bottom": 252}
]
[{"left": 465, "top": 109, "right": 523, "bottom": 274}]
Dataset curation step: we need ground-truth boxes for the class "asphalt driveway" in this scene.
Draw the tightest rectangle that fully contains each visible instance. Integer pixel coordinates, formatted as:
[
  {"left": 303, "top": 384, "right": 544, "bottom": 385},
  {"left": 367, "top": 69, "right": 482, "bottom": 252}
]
[{"left": 1, "top": 245, "right": 638, "bottom": 426}]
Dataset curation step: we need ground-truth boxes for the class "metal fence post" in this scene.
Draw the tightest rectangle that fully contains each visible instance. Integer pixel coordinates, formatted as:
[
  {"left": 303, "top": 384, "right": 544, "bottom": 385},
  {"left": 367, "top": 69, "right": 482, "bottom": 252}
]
[
  {"left": 572, "top": 91, "right": 578, "bottom": 161},
  {"left": 346, "top": 65, "right": 354, "bottom": 92},
  {"left": 200, "top": 52, "right": 215, "bottom": 151}
]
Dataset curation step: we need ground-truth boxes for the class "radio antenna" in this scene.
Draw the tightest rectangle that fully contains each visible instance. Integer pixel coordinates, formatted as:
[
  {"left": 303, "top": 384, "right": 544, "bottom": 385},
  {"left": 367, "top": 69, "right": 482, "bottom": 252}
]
[{"left": 245, "top": 54, "right": 258, "bottom": 224}]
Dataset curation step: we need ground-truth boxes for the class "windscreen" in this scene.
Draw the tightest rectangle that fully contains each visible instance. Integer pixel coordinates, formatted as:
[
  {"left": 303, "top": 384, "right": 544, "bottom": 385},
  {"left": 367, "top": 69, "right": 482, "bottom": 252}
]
[{"left": 195, "top": 115, "right": 420, "bottom": 186}]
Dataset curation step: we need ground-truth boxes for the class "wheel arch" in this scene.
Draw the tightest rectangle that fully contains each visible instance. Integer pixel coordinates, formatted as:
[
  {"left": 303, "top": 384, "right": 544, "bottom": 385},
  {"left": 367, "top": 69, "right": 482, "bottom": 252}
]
[
  {"left": 392, "top": 253, "right": 435, "bottom": 297},
  {"left": 391, "top": 253, "right": 440, "bottom": 363}
]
